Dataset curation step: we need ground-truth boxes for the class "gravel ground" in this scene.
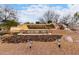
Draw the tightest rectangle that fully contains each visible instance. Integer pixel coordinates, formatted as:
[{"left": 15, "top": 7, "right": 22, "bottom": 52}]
[
  {"left": 0, "top": 39, "right": 79, "bottom": 55},
  {"left": 0, "top": 30, "right": 79, "bottom": 55}
]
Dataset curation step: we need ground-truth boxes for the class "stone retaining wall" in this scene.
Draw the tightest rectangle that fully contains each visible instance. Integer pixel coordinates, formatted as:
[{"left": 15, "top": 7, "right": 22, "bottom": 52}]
[{"left": 2, "top": 35, "right": 62, "bottom": 43}]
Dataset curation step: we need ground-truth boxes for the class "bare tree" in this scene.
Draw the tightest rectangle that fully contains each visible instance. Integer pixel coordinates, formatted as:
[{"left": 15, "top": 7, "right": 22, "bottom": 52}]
[
  {"left": 39, "top": 10, "right": 60, "bottom": 24},
  {"left": 60, "top": 12, "right": 79, "bottom": 29},
  {"left": 60, "top": 15, "right": 72, "bottom": 27},
  {"left": 0, "top": 5, "right": 19, "bottom": 30},
  {"left": 0, "top": 5, "right": 17, "bottom": 23},
  {"left": 73, "top": 12, "right": 79, "bottom": 25},
  {"left": 39, "top": 17, "right": 46, "bottom": 24},
  {"left": 68, "top": 12, "right": 79, "bottom": 29},
  {"left": 0, "top": 8, "right": 4, "bottom": 22}
]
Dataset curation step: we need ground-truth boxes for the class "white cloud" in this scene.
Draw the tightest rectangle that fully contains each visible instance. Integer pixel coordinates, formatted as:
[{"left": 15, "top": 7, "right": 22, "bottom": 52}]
[
  {"left": 17, "top": 5, "right": 50, "bottom": 23},
  {"left": 18, "top": 5, "right": 65, "bottom": 23},
  {"left": 64, "top": 4, "right": 79, "bottom": 15},
  {"left": 17, "top": 4, "right": 79, "bottom": 23}
]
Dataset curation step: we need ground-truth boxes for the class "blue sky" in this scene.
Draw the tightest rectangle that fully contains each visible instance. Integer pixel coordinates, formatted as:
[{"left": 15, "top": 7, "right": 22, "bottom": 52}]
[
  {"left": 6, "top": 4, "right": 68, "bottom": 10},
  {"left": 1, "top": 4, "right": 79, "bottom": 23}
]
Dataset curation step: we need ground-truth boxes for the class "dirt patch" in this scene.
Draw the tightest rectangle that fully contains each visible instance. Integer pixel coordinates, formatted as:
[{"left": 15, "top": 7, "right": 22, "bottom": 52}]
[{"left": 0, "top": 30, "right": 79, "bottom": 55}]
